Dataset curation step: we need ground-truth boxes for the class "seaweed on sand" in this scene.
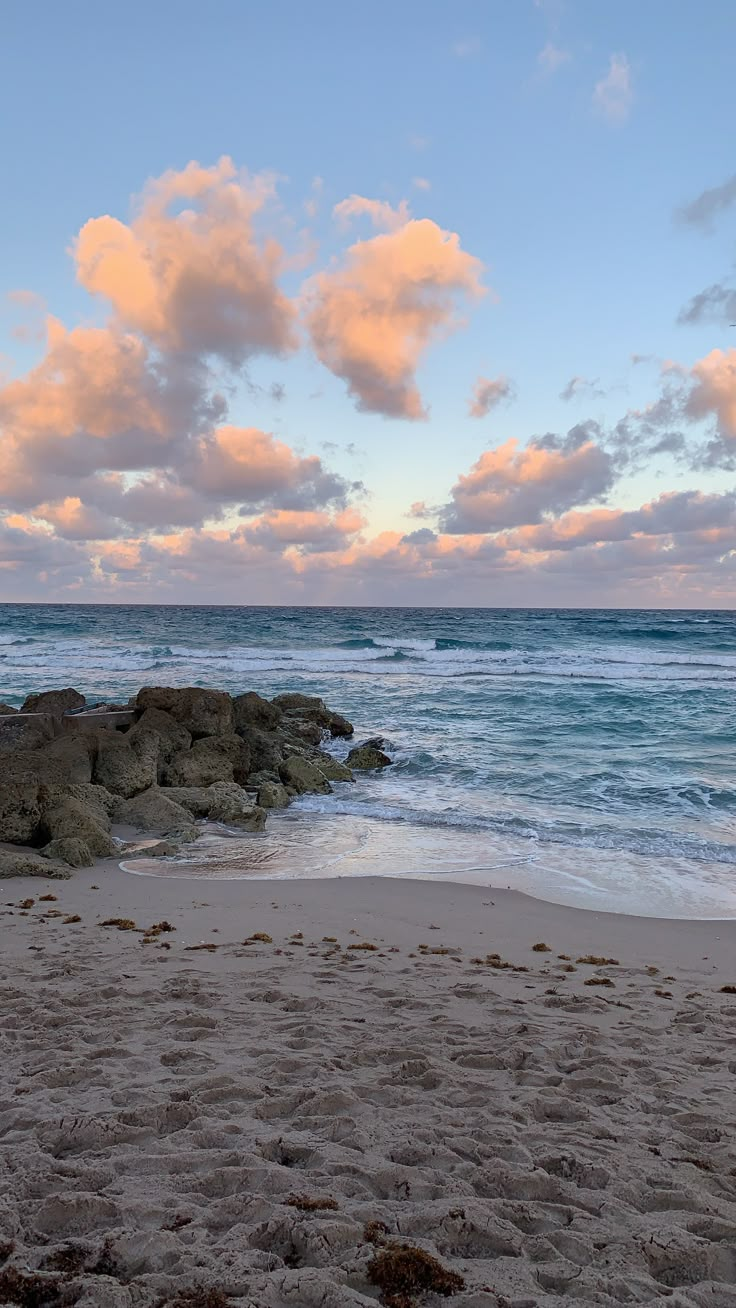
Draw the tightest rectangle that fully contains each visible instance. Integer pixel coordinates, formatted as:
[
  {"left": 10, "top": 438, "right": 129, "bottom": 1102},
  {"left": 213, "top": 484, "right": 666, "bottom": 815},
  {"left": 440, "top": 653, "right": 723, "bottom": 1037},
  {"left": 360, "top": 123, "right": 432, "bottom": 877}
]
[{"left": 367, "top": 1241, "right": 465, "bottom": 1308}]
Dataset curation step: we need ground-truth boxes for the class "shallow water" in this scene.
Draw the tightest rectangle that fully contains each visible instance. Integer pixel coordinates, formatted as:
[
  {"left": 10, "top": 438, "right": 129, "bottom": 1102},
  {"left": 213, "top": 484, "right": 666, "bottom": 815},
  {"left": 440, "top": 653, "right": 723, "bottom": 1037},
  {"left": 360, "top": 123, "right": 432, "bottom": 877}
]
[{"left": 2, "top": 603, "right": 735, "bottom": 917}]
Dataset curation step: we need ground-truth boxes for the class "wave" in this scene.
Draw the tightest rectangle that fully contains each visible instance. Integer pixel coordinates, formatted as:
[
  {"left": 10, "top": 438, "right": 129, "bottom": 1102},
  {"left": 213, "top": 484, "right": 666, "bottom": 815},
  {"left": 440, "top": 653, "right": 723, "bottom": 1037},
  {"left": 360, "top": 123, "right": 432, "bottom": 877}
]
[{"left": 293, "top": 793, "right": 736, "bottom": 866}]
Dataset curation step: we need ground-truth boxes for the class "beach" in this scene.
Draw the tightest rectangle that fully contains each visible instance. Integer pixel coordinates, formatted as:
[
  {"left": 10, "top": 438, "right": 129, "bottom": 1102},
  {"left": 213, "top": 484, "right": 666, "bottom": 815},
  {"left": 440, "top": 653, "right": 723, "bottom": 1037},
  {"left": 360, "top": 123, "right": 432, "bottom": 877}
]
[{"left": 2, "top": 864, "right": 735, "bottom": 1307}]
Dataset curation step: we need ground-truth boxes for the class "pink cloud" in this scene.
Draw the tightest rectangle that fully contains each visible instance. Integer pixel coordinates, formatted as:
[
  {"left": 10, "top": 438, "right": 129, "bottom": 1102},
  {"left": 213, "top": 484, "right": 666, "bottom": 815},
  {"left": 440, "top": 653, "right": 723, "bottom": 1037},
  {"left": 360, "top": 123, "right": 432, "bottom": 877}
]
[
  {"left": 442, "top": 435, "right": 614, "bottom": 532},
  {"left": 685, "top": 349, "right": 736, "bottom": 438},
  {"left": 75, "top": 157, "right": 297, "bottom": 365},
  {"left": 468, "top": 374, "right": 514, "bottom": 418},
  {"left": 304, "top": 206, "right": 485, "bottom": 418}
]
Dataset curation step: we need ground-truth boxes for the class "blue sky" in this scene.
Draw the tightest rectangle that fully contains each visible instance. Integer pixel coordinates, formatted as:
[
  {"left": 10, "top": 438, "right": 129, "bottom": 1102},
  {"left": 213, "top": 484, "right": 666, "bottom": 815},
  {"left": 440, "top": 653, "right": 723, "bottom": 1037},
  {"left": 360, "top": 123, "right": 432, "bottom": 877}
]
[{"left": 0, "top": 0, "right": 735, "bottom": 604}]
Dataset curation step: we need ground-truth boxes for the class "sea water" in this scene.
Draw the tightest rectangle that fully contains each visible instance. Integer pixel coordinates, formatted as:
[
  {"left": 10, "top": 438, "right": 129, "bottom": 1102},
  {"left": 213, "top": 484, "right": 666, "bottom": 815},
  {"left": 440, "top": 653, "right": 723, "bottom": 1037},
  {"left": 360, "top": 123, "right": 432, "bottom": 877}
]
[{"left": 1, "top": 604, "right": 734, "bottom": 918}]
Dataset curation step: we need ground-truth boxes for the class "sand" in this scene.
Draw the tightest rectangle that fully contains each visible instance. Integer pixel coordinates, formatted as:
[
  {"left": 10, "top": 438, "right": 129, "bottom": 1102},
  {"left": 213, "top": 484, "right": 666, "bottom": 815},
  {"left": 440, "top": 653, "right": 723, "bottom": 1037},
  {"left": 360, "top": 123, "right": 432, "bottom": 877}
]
[{"left": 1, "top": 862, "right": 735, "bottom": 1307}]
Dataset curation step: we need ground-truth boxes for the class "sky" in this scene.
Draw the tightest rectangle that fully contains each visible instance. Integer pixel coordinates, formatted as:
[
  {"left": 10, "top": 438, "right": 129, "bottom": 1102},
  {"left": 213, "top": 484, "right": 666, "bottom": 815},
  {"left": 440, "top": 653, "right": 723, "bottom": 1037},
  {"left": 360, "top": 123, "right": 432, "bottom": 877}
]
[{"left": 0, "top": 0, "right": 735, "bottom": 607}]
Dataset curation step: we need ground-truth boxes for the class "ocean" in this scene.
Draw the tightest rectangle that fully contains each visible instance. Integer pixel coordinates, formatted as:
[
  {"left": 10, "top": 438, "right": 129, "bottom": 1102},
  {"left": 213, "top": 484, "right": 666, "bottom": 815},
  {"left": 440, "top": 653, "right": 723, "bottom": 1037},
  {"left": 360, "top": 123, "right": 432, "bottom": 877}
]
[{"left": 1, "top": 604, "right": 734, "bottom": 918}]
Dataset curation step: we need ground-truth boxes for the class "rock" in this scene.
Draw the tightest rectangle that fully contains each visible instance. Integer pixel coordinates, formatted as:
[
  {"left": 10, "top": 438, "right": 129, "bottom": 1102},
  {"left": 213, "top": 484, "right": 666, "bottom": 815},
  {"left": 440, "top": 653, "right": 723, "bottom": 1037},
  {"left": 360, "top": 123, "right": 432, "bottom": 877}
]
[
  {"left": 233, "top": 691, "right": 282, "bottom": 733},
  {"left": 20, "top": 687, "right": 86, "bottom": 717},
  {"left": 125, "top": 839, "right": 180, "bottom": 858},
  {"left": 257, "top": 780, "right": 290, "bottom": 809},
  {"left": 315, "top": 754, "right": 355, "bottom": 783},
  {"left": 272, "top": 692, "right": 354, "bottom": 738},
  {"left": 0, "top": 779, "right": 44, "bottom": 843},
  {"left": 39, "top": 796, "right": 117, "bottom": 858},
  {"left": 0, "top": 849, "right": 71, "bottom": 878},
  {"left": 206, "top": 782, "right": 267, "bottom": 828},
  {"left": 43, "top": 734, "right": 95, "bottom": 785},
  {"left": 162, "top": 734, "right": 249, "bottom": 788},
  {"left": 0, "top": 702, "right": 17, "bottom": 715},
  {"left": 345, "top": 744, "right": 392, "bottom": 769},
  {"left": 162, "top": 782, "right": 264, "bottom": 825},
  {"left": 130, "top": 707, "right": 192, "bottom": 762},
  {"left": 242, "top": 727, "right": 287, "bottom": 775},
  {"left": 114, "top": 787, "right": 197, "bottom": 837},
  {"left": 287, "top": 719, "right": 324, "bottom": 747},
  {"left": 0, "top": 713, "right": 58, "bottom": 752},
  {"left": 279, "top": 754, "right": 333, "bottom": 795},
  {"left": 93, "top": 729, "right": 159, "bottom": 798},
  {"left": 136, "top": 686, "right": 233, "bottom": 738},
  {"left": 40, "top": 837, "right": 95, "bottom": 868},
  {"left": 326, "top": 711, "right": 354, "bottom": 739}
]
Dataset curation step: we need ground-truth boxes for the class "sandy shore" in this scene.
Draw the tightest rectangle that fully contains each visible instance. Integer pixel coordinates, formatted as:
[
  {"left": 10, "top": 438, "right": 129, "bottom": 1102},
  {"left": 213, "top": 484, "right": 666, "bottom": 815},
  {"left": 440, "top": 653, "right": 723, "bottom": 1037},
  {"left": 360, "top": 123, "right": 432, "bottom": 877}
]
[{"left": 1, "top": 863, "right": 735, "bottom": 1307}]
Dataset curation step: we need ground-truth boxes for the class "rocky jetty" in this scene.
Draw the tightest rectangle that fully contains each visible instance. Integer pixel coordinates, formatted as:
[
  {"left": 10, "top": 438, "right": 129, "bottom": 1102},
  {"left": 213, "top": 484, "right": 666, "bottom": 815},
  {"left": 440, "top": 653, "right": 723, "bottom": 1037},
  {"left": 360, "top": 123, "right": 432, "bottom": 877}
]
[{"left": 0, "top": 686, "right": 391, "bottom": 874}]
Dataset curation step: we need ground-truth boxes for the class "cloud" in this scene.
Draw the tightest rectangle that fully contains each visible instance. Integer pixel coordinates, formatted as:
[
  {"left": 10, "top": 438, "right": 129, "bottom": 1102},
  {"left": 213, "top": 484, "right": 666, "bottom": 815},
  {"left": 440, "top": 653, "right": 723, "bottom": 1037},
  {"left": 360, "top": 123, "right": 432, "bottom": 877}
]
[
  {"left": 333, "top": 195, "right": 412, "bottom": 232},
  {"left": 468, "top": 374, "right": 514, "bottom": 418},
  {"left": 412, "top": 177, "right": 431, "bottom": 192},
  {"left": 0, "top": 318, "right": 221, "bottom": 506},
  {"left": 441, "top": 433, "right": 615, "bottom": 533},
  {"left": 243, "top": 507, "right": 365, "bottom": 553},
  {"left": 304, "top": 206, "right": 485, "bottom": 418},
  {"left": 678, "top": 281, "right": 736, "bottom": 327},
  {"left": 75, "top": 156, "right": 297, "bottom": 365},
  {"left": 185, "top": 425, "right": 356, "bottom": 511},
  {"left": 593, "top": 54, "right": 633, "bottom": 123},
  {"left": 677, "top": 174, "right": 736, "bottom": 229},
  {"left": 537, "top": 43, "right": 571, "bottom": 73},
  {"left": 559, "top": 374, "right": 604, "bottom": 402}
]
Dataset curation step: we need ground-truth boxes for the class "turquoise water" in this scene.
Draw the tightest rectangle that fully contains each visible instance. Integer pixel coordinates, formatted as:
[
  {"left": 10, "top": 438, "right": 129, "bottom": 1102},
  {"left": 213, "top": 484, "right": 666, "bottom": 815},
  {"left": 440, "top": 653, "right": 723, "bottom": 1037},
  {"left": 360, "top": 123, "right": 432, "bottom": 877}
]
[{"left": 1, "top": 604, "right": 735, "bottom": 917}]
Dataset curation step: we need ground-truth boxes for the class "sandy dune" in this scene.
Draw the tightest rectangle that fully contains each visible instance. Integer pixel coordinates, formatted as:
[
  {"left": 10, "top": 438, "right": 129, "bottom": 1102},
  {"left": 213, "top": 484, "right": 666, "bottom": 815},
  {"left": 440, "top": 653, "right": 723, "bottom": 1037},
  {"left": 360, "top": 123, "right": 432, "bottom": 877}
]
[{"left": 0, "top": 869, "right": 735, "bottom": 1307}]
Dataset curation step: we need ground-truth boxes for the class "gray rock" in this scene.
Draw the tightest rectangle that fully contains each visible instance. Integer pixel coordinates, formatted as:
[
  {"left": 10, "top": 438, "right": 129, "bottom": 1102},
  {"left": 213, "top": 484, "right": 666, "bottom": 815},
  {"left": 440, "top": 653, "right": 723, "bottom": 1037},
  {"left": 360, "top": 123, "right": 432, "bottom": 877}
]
[
  {"left": 20, "top": 687, "right": 86, "bottom": 717},
  {"left": 233, "top": 691, "right": 282, "bottom": 733},
  {"left": 0, "top": 713, "right": 58, "bottom": 752},
  {"left": 0, "top": 779, "right": 44, "bottom": 843},
  {"left": 315, "top": 754, "right": 355, "bottom": 783},
  {"left": 162, "top": 734, "right": 249, "bottom": 788},
  {"left": 206, "top": 783, "right": 267, "bottom": 828},
  {"left": 279, "top": 754, "right": 333, "bottom": 795},
  {"left": 345, "top": 744, "right": 392, "bottom": 769},
  {"left": 40, "top": 837, "right": 95, "bottom": 868},
  {"left": 129, "top": 707, "right": 191, "bottom": 762},
  {"left": 39, "top": 796, "right": 117, "bottom": 858},
  {"left": 43, "top": 733, "right": 95, "bottom": 785},
  {"left": 0, "top": 849, "right": 71, "bottom": 878},
  {"left": 241, "top": 727, "right": 286, "bottom": 775},
  {"left": 257, "top": 780, "right": 290, "bottom": 809},
  {"left": 115, "top": 787, "right": 197, "bottom": 837},
  {"left": 136, "top": 686, "right": 233, "bottom": 738},
  {"left": 0, "top": 702, "right": 17, "bottom": 715},
  {"left": 272, "top": 692, "right": 354, "bottom": 738},
  {"left": 93, "top": 729, "right": 159, "bottom": 798}
]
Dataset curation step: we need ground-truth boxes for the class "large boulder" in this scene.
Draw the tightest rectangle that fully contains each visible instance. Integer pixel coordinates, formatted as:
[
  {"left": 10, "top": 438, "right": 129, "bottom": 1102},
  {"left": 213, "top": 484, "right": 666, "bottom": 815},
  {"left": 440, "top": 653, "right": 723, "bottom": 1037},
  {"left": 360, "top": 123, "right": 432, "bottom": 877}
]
[
  {"left": 40, "top": 837, "right": 95, "bottom": 868},
  {"left": 0, "top": 850, "right": 71, "bottom": 879},
  {"left": 0, "top": 714, "right": 58, "bottom": 752},
  {"left": 38, "top": 796, "right": 117, "bottom": 858},
  {"left": 240, "top": 727, "right": 286, "bottom": 775},
  {"left": 279, "top": 754, "right": 333, "bottom": 795},
  {"left": 136, "top": 687, "right": 233, "bottom": 739},
  {"left": 0, "top": 779, "right": 44, "bottom": 843},
  {"left": 233, "top": 691, "right": 282, "bottom": 733},
  {"left": 257, "top": 780, "right": 290, "bottom": 809},
  {"left": 272, "top": 692, "right": 354, "bottom": 739},
  {"left": 345, "top": 743, "right": 392, "bottom": 769},
  {"left": 42, "top": 734, "right": 95, "bottom": 785},
  {"left": 93, "top": 729, "right": 159, "bottom": 798},
  {"left": 114, "top": 787, "right": 197, "bottom": 838},
  {"left": 315, "top": 753, "right": 354, "bottom": 783},
  {"left": 206, "top": 783, "right": 267, "bottom": 829},
  {"left": 162, "top": 734, "right": 249, "bottom": 788},
  {"left": 0, "top": 703, "right": 17, "bottom": 715},
  {"left": 131, "top": 708, "right": 192, "bottom": 763},
  {"left": 20, "top": 688, "right": 86, "bottom": 718},
  {"left": 162, "top": 782, "right": 265, "bottom": 828}
]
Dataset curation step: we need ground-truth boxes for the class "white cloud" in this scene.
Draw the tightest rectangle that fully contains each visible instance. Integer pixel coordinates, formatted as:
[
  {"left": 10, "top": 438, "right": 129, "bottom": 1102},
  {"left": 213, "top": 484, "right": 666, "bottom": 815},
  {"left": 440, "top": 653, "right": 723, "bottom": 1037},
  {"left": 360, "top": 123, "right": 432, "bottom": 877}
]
[{"left": 593, "top": 53, "right": 633, "bottom": 124}]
